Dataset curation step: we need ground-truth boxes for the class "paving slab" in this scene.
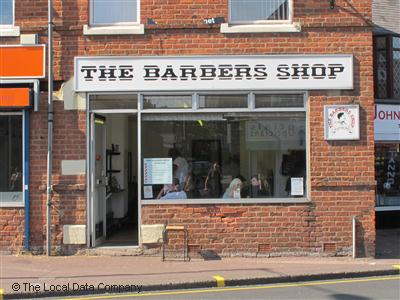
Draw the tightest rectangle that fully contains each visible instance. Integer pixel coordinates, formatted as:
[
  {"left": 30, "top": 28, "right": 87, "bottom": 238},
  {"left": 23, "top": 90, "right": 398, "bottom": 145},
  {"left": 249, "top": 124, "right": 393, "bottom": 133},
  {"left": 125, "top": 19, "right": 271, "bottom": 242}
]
[{"left": 1, "top": 255, "right": 399, "bottom": 298}]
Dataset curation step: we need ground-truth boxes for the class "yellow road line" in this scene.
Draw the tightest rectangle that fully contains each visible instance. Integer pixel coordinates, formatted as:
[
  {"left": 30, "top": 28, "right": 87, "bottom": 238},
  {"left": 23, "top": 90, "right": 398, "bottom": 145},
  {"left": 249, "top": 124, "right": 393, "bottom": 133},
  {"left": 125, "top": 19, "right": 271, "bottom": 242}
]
[
  {"left": 0, "top": 288, "right": 3, "bottom": 300},
  {"left": 63, "top": 275, "right": 400, "bottom": 300},
  {"left": 393, "top": 265, "right": 400, "bottom": 270},
  {"left": 213, "top": 275, "right": 225, "bottom": 287}
]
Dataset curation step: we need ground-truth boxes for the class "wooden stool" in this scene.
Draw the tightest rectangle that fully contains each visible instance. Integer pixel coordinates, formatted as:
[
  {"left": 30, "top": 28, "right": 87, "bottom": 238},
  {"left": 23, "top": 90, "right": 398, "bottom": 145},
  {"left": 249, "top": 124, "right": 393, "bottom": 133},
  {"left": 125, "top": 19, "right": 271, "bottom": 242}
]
[{"left": 162, "top": 225, "right": 189, "bottom": 261}]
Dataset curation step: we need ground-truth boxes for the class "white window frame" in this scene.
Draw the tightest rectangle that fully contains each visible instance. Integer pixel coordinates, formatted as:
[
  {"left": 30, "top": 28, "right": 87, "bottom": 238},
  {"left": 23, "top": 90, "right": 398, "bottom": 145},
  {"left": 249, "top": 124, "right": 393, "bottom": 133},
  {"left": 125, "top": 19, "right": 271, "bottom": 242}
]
[
  {"left": 84, "top": 0, "right": 144, "bottom": 35},
  {"left": 137, "top": 91, "right": 309, "bottom": 204},
  {"left": 221, "top": 0, "right": 300, "bottom": 34},
  {"left": 0, "top": 0, "right": 20, "bottom": 37},
  {"left": 86, "top": 90, "right": 309, "bottom": 241},
  {"left": 89, "top": 0, "right": 140, "bottom": 26},
  {"left": 0, "top": 112, "right": 25, "bottom": 208},
  {"left": 228, "top": 0, "right": 293, "bottom": 25}
]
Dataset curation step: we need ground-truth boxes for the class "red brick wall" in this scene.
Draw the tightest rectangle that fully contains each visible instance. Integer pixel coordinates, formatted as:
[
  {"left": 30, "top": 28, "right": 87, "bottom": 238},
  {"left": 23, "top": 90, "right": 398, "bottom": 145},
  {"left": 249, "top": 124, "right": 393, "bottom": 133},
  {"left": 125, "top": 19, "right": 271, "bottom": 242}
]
[
  {"left": 0, "top": 208, "right": 24, "bottom": 253},
  {"left": 0, "top": 100, "right": 87, "bottom": 254},
  {"left": 14, "top": 0, "right": 373, "bottom": 33},
  {"left": 143, "top": 205, "right": 317, "bottom": 256},
  {"left": 28, "top": 100, "right": 87, "bottom": 253},
  {"left": 1, "top": 0, "right": 375, "bottom": 255}
]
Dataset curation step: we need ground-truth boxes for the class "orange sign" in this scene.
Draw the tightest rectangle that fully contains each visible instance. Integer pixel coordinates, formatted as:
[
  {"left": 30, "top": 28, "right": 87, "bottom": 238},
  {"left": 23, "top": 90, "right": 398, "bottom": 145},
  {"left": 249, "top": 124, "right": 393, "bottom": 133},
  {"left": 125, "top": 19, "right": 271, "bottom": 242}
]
[
  {"left": 0, "top": 88, "right": 31, "bottom": 107},
  {"left": 0, "top": 45, "right": 45, "bottom": 78}
]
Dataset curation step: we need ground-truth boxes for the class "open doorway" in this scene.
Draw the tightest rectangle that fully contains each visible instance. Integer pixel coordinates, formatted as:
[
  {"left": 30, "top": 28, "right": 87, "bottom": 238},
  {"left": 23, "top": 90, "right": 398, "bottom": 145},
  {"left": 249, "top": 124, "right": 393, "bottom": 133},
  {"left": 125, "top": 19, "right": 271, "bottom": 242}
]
[{"left": 90, "top": 112, "right": 138, "bottom": 247}]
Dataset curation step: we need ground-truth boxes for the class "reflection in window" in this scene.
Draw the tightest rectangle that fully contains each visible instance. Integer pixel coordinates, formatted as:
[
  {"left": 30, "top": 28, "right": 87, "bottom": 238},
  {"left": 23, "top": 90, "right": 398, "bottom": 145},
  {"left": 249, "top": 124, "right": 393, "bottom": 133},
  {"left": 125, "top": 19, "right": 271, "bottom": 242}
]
[
  {"left": 393, "top": 42, "right": 400, "bottom": 99},
  {"left": 229, "top": 0, "right": 289, "bottom": 23},
  {"left": 256, "top": 94, "right": 304, "bottom": 108},
  {"left": 91, "top": 0, "right": 138, "bottom": 25},
  {"left": 375, "top": 144, "right": 400, "bottom": 207},
  {"left": 0, "top": 115, "right": 23, "bottom": 204},
  {"left": 0, "top": 0, "right": 13, "bottom": 25},
  {"left": 199, "top": 95, "right": 248, "bottom": 108},
  {"left": 142, "top": 95, "right": 192, "bottom": 109},
  {"left": 374, "top": 35, "right": 400, "bottom": 100},
  {"left": 141, "top": 112, "right": 306, "bottom": 200},
  {"left": 90, "top": 94, "right": 138, "bottom": 110}
]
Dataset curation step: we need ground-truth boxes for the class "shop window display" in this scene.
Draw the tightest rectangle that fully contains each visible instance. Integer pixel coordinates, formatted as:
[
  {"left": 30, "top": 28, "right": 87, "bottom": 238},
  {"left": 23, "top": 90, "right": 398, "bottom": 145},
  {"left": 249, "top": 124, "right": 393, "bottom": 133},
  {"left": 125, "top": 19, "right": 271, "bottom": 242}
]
[
  {"left": 375, "top": 143, "right": 400, "bottom": 206},
  {"left": 141, "top": 111, "right": 306, "bottom": 200},
  {"left": 0, "top": 114, "right": 23, "bottom": 204}
]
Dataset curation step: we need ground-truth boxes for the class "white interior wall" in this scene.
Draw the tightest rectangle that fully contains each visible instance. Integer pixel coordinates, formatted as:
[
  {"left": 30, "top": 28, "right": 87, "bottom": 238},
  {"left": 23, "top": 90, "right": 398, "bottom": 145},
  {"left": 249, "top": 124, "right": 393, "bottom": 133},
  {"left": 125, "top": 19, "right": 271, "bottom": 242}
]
[{"left": 107, "top": 114, "right": 129, "bottom": 219}]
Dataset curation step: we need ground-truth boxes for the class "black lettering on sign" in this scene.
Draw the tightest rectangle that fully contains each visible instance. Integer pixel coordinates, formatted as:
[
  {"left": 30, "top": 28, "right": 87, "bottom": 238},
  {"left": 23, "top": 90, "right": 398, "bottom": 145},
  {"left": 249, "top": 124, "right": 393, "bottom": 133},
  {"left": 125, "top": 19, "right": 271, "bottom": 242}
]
[
  {"left": 218, "top": 64, "right": 233, "bottom": 80},
  {"left": 200, "top": 65, "right": 217, "bottom": 80},
  {"left": 235, "top": 65, "right": 252, "bottom": 80},
  {"left": 98, "top": 65, "right": 117, "bottom": 81},
  {"left": 254, "top": 65, "right": 268, "bottom": 80},
  {"left": 143, "top": 65, "right": 160, "bottom": 81},
  {"left": 119, "top": 65, "right": 134, "bottom": 81},
  {"left": 328, "top": 64, "right": 345, "bottom": 79},
  {"left": 81, "top": 66, "right": 97, "bottom": 81},
  {"left": 311, "top": 64, "right": 326, "bottom": 79},
  {"left": 291, "top": 64, "right": 310, "bottom": 79},
  {"left": 161, "top": 65, "right": 178, "bottom": 81},
  {"left": 180, "top": 65, "right": 197, "bottom": 80},
  {"left": 277, "top": 64, "right": 290, "bottom": 80}
]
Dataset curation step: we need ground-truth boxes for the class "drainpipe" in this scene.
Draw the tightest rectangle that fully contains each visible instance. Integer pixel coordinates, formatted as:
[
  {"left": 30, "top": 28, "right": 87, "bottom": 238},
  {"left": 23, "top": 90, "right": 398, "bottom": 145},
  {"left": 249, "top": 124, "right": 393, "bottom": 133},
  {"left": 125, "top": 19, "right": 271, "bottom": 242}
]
[
  {"left": 24, "top": 110, "right": 30, "bottom": 251},
  {"left": 352, "top": 216, "right": 357, "bottom": 259},
  {"left": 46, "top": 0, "right": 54, "bottom": 256}
]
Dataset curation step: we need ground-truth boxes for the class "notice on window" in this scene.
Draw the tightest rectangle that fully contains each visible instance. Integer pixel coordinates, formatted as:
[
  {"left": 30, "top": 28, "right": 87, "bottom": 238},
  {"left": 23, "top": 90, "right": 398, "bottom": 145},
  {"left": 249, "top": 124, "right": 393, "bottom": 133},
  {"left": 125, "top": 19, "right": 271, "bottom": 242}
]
[
  {"left": 143, "top": 186, "right": 153, "bottom": 199},
  {"left": 291, "top": 177, "right": 304, "bottom": 196},
  {"left": 143, "top": 158, "right": 173, "bottom": 185}
]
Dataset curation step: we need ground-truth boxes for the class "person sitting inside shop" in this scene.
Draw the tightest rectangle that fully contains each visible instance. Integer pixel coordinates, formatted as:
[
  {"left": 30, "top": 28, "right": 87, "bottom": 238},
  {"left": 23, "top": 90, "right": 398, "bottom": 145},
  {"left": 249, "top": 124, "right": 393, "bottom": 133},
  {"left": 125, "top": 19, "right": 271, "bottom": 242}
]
[
  {"left": 249, "top": 174, "right": 269, "bottom": 198},
  {"left": 222, "top": 178, "right": 243, "bottom": 199},
  {"left": 168, "top": 147, "right": 189, "bottom": 187},
  {"left": 158, "top": 178, "right": 187, "bottom": 200},
  {"left": 204, "top": 162, "right": 222, "bottom": 198}
]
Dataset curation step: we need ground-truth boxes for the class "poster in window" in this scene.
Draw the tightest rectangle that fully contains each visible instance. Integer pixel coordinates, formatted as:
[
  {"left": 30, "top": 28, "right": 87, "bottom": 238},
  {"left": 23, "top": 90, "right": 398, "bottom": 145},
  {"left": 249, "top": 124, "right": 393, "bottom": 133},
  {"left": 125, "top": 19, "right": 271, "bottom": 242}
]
[
  {"left": 290, "top": 177, "right": 304, "bottom": 196},
  {"left": 324, "top": 105, "right": 360, "bottom": 140},
  {"left": 143, "top": 158, "right": 173, "bottom": 185}
]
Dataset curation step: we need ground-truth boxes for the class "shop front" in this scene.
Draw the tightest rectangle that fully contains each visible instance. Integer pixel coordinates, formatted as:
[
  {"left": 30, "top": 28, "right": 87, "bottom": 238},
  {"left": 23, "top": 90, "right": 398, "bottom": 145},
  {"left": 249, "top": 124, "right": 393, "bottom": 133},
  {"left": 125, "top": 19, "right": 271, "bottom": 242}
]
[
  {"left": 374, "top": 104, "right": 400, "bottom": 210},
  {"left": 74, "top": 55, "right": 374, "bottom": 256},
  {"left": 0, "top": 45, "right": 45, "bottom": 252},
  {"left": 374, "top": 103, "right": 400, "bottom": 242}
]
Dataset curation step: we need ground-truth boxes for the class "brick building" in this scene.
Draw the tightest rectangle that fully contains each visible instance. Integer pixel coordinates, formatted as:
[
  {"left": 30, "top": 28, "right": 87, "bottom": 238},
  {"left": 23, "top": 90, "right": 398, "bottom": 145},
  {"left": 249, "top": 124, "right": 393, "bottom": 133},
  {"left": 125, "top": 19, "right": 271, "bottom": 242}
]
[
  {"left": 372, "top": 0, "right": 400, "bottom": 230},
  {"left": 1, "top": 0, "right": 378, "bottom": 257}
]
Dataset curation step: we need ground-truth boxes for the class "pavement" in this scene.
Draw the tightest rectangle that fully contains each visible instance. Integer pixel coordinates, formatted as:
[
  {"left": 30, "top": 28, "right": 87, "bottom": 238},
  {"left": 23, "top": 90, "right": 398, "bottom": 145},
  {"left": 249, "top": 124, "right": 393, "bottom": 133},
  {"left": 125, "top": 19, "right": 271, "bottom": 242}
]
[{"left": 1, "top": 254, "right": 399, "bottom": 299}]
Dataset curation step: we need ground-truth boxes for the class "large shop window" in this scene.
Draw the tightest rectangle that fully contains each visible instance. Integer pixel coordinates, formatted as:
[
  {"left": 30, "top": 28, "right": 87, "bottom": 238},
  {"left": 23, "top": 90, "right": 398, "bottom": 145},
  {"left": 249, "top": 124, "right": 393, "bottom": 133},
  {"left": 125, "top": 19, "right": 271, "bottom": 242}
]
[
  {"left": 0, "top": 114, "right": 23, "bottom": 205},
  {"left": 229, "top": 0, "right": 290, "bottom": 23},
  {"left": 90, "top": 0, "right": 138, "bottom": 25},
  {"left": 141, "top": 94, "right": 307, "bottom": 202},
  {"left": 375, "top": 143, "right": 400, "bottom": 207},
  {"left": 0, "top": 0, "right": 13, "bottom": 25}
]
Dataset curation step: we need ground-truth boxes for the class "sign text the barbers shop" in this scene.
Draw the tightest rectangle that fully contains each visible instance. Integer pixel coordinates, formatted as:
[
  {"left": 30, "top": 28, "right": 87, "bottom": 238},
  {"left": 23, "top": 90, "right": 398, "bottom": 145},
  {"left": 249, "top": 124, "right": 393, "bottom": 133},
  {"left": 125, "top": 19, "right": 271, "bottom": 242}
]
[{"left": 74, "top": 55, "right": 353, "bottom": 92}]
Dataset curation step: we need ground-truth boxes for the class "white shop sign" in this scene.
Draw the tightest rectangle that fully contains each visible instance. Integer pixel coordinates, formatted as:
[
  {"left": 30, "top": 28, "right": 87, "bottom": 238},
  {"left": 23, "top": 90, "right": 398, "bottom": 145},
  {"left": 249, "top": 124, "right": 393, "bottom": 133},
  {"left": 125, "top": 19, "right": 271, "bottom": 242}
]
[
  {"left": 374, "top": 104, "right": 400, "bottom": 141},
  {"left": 74, "top": 55, "right": 354, "bottom": 92}
]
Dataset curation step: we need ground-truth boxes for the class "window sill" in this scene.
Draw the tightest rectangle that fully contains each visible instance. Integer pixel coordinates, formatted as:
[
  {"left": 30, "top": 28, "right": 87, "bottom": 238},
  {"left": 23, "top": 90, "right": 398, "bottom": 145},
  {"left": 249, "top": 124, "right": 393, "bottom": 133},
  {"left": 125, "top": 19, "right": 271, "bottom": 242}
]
[
  {"left": 0, "top": 26, "right": 20, "bottom": 37},
  {"left": 375, "top": 206, "right": 400, "bottom": 211},
  {"left": 83, "top": 24, "right": 144, "bottom": 35},
  {"left": 220, "top": 22, "right": 301, "bottom": 34},
  {"left": 0, "top": 202, "right": 24, "bottom": 208},
  {"left": 142, "top": 198, "right": 310, "bottom": 205}
]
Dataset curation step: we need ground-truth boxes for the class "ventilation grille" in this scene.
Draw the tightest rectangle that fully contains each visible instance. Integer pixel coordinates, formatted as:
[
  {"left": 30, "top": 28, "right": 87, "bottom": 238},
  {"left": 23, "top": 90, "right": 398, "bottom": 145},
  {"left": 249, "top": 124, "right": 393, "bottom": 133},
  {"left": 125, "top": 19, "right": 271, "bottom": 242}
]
[
  {"left": 323, "top": 243, "right": 336, "bottom": 252},
  {"left": 258, "top": 243, "right": 272, "bottom": 253}
]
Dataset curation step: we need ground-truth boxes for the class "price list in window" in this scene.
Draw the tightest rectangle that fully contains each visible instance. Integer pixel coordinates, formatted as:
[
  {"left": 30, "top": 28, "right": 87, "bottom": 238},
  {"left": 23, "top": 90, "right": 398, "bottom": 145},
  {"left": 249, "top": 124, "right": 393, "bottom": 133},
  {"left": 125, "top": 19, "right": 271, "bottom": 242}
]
[{"left": 143, "top": 158, "right": 173, "bottom": 185}]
